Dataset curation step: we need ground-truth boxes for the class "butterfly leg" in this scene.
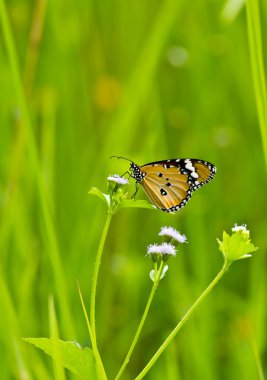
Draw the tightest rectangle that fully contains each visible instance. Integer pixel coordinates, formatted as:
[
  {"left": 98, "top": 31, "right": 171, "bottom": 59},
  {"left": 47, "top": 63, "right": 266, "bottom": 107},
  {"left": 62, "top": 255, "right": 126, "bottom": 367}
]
[
  {"left": 120, "top": 171, "right": 131, "bottom": 179},
  {"left": 131, "top": 182, "right": 139, "bottom": 199}
]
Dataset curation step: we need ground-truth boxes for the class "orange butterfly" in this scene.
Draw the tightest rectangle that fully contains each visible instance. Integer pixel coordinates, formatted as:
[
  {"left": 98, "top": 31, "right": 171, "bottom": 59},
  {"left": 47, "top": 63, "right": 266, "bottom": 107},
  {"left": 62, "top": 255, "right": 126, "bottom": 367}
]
[{"left": 113, "top": 157, "right": 216, "bottom": 212}]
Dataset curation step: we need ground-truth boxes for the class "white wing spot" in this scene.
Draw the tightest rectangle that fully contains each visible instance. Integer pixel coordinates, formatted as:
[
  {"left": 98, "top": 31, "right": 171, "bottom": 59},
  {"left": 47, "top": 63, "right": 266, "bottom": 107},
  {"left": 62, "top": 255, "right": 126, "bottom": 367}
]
[
  {"left": 185, "top": 159, "right": 195, "bottom": 172},
  {"left": 191, "top": 171, "right": 199, "bottom": 179}
]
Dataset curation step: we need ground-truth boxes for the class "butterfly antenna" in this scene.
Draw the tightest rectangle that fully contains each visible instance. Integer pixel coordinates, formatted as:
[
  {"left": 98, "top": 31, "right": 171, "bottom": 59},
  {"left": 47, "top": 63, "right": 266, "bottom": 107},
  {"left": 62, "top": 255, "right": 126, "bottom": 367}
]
[{"left": 110, "top": 155, "right": 133, "bottom": 163}]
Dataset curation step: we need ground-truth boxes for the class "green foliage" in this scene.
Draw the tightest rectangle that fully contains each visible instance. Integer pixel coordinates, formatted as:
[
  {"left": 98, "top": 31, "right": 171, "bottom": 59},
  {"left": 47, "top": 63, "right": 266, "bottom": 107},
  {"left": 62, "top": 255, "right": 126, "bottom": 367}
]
[
  {"left": 24, "top": 338, "right": 97, "bottom": 380},
  {"left": 89, "top": 187, "right": 110, "bottom": 208},
  {"left": 89, "top": 184, "right": 155, "bottom": 214},
  {"left": 0, "top": 0, "right": 267, "bottom": 378},
  {"left": 118, "top": 199, "right": 156, "bottom": 211},
  {"left": 217, "top": 227, "right": 258, "bottom": 263}
]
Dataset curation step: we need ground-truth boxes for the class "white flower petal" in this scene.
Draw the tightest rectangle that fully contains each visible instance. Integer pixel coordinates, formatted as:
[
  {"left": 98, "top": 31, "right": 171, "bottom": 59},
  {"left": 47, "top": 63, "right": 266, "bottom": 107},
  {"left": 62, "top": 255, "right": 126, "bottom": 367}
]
[
  {"left": 159, "top": 226, "right": 187, "bottom": 243},
  {"left": 232, "top": 224, "right": 248, "bottom": 232},
  {"left": 147, "top": 243, "right": 176, "bottom": 257},
  {"left": 107, "top": 174, "right": 129, "bottom": 185}
]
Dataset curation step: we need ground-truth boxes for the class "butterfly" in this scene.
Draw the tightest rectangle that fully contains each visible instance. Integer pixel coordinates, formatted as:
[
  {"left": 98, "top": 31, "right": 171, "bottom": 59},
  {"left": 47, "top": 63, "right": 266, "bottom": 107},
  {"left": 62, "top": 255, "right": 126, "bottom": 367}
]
[{"left": 112, "top": 156, "right": 216, "bottom": 212}]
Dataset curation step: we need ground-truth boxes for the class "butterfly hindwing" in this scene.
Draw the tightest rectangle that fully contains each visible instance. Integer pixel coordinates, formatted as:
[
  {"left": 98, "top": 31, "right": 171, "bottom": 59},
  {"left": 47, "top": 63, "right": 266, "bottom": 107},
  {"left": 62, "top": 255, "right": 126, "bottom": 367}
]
[
  {"left": 141, "top": 169, "right": 190, "bottom": 211},
  {"left": 134, "top": 158, "right": 216, "bottom": 212}
]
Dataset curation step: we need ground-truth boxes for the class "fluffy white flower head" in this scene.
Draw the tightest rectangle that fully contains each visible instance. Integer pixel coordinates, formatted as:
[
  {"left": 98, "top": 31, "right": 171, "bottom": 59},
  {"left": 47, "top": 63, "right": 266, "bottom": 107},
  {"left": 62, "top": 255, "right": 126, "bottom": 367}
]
[
  {"left": 107, "top": 174, "right": 129, "bottom": 185},
  {"left": 147, "top": 242, "right": 176, "bottom": 257},
  {"left": 159, "top": 226, "right": 187, "bottom": 243}
]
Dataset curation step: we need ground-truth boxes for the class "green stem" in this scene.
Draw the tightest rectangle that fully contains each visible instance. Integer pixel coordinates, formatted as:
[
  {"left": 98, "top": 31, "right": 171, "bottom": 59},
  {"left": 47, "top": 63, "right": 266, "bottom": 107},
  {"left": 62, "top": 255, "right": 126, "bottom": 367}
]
[
  {"left": 135, "top": 262, "right": 229, "bottom": 380},
  {"left": 115, "top": 261, "right": 165, "bottom": 380},
  {"left": 90, "top": 212, "right": 112, "bottom": 348},
  {"left": 251, "top": 336, "right": 265, "bottom": 380},
  {"left": 78, "top": 285, "right": 107, "bottom": 380}
]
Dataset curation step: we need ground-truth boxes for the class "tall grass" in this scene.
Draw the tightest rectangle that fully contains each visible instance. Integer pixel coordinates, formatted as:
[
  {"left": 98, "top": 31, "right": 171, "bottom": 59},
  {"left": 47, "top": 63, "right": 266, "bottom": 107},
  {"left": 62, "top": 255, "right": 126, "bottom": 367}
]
[
  {"left": 0, "top": 0, "right": 75, "bottom": 339},
  {"left": 246, "top": 0, "right": 267, "bottom": 169},
  {"left": 0, "top": 0, "right": 266, "bottom": 378}
]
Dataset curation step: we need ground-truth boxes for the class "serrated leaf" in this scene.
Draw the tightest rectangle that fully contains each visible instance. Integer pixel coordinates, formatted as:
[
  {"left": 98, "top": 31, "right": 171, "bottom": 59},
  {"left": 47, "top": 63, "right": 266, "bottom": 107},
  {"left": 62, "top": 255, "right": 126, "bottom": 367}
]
[
  {"left": 24, "top": 338, "right": 97, "bottom": 380},
  {"left": 88, "top": 187, "right": 110, "bottom": 207},
  {"left": 217, "top": 229, "right": 257, "bottom": 263}
]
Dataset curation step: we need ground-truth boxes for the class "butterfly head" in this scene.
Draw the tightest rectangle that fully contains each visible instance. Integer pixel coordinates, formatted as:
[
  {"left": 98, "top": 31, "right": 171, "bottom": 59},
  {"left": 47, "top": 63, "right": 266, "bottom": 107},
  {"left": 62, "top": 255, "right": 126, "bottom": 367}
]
[{"left": 110, "top": 156, "right": 146, "bottom": 182}]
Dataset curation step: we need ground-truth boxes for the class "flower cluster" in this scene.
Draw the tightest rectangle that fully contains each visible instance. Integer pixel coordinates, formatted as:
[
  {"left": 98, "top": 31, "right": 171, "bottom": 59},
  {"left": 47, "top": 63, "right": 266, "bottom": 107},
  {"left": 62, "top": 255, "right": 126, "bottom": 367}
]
[
  {"left": 158, "top": 226, "right": 187, "bottom": 244},
  {"left": 147, "top": 226, "right": 187, "bottom": 261},
  {"left": 107, "top": 174, "right": 129, "bottom": 186},
  {"left": 147, "top": 242, "right": 177, "bottom": 258},
  {"left": 147, "top": 226, "right": 187, "bottom": 282}
]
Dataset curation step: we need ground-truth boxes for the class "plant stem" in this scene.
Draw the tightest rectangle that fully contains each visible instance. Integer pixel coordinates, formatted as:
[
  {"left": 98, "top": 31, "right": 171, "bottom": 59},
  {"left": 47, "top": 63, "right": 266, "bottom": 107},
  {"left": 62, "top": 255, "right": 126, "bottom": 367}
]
[
  {"left": 251, "top": 336, "right": 265, "bottom": 380},
  {"left": 115, "top": 261, "right": 165, "bottom": 380},
  {"left": 135, "top": 262, "right": 229, "bottom": 380},
  {"left": 78, "top": 285, "right": 107, "bottom": 380},
  {"left": 48, "top": 297, "right": 66, "bottom": 380},
  {"left": 90, "top": 212, "right": 112, "bottom": 347}
]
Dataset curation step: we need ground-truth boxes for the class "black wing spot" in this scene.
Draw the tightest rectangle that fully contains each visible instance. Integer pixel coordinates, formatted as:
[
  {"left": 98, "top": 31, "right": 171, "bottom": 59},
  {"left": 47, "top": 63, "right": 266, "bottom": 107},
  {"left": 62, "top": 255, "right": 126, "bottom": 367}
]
[
  {"left": 160, "top": 188, "right": 167, "bottom": 196},
  {"left": 166, "top": 182, "right": 171, "bottom": 187},
  {"left": 158, "top": 173, "right": 163, "bottom": 177}
]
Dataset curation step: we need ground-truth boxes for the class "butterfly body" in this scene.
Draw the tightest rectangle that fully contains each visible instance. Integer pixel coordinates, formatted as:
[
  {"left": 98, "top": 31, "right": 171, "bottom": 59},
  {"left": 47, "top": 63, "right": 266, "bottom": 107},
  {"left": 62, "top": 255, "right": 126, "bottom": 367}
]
[{"left": 129, "top": 158, "right": 216, "bottom": 212}]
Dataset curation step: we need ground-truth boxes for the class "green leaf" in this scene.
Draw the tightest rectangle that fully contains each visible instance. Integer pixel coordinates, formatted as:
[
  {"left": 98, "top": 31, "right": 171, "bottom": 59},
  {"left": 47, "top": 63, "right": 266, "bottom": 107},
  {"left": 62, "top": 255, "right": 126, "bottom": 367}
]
[
  {"left": 89, "top": 187, "right": 110, "bottom": 207},
  {"left": 24, "top": 338, "right": 98, "bottom": 380},
  {"left": 119, "top": 199, "right": 156, "bottom": 210},
  {"left": 217, "top": 229, "right": 258, "bottom": 263}
]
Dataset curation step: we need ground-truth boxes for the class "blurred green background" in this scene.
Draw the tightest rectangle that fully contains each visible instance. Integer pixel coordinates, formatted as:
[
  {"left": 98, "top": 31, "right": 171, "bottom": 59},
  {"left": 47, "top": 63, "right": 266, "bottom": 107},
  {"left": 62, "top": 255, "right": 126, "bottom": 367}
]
[{"left": 0, "top": 0, "right": 266, "bottom": 379}]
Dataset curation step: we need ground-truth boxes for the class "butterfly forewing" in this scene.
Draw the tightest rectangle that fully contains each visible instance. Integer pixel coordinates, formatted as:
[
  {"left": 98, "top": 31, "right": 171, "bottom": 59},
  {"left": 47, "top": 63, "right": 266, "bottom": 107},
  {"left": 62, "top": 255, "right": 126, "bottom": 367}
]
[
  {"left": 135, "top": 158, "right": 216, "bottom": 212},
  {"left": 193, "top": 162, "right": 214, "bottom": 184}
]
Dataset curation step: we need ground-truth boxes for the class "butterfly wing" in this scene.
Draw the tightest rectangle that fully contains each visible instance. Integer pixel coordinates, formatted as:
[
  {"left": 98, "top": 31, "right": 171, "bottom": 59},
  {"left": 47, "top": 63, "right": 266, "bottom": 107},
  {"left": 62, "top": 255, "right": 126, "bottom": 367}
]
[
  {"left": 139, "top": 159, "right": 216, "bottom": 212},
  {"left": 141, "top": 170, "right": 191, "bottom": 211}
]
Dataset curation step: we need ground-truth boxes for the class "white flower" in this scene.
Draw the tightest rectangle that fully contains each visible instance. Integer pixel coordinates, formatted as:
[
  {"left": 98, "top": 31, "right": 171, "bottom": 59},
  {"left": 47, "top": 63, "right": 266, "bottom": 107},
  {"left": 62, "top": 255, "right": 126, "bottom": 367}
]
[
  {"left": 159, "top": 226, "right": 187, "bottom": 243},
  {"left": 107, "top": 174, "right": 129, "bottom": 185},
  {"left": 147, "top": 243, "right": 177, "bottom": 257},
  {"left": 232, "top": 224, "right": 249, "bottom": 235}
]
